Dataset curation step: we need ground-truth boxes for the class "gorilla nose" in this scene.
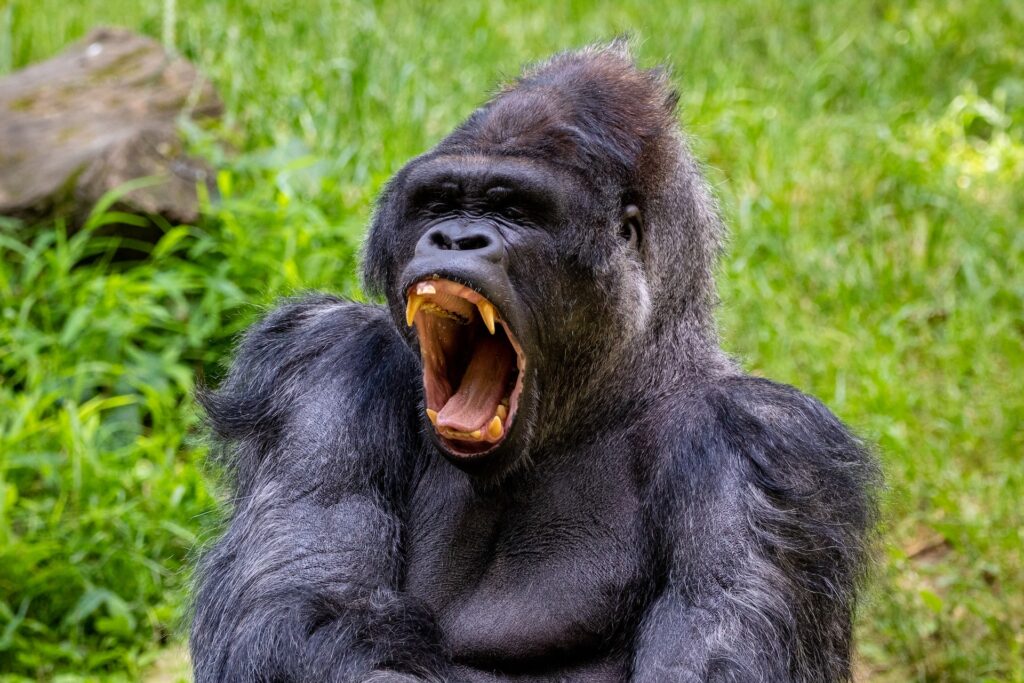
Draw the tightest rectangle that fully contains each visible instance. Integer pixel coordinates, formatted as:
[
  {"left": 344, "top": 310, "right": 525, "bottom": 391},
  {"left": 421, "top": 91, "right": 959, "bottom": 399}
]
[{"left": 416, "top": 221, "right": 504, "bottom": 264}]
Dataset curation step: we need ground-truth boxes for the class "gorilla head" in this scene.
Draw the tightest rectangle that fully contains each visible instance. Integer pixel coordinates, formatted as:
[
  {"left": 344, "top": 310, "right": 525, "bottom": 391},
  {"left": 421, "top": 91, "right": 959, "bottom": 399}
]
[{"left": 363, "top": 44, "right": 727, "bottom": 477}]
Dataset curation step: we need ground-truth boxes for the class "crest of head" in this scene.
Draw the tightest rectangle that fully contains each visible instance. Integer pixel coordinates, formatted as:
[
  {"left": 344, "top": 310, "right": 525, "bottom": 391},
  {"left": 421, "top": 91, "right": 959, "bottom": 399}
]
[{"left": 443, "top": 41, "right": 681, "bottom": 188}]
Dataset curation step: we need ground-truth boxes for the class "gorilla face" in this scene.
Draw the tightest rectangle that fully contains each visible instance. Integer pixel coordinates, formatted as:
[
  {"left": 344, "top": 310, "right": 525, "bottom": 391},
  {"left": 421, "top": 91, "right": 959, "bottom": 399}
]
[
  {"left": 395, "top": 159, "right": 540, "bottom": 464},
  {"left": 371, "top": 150, "right": 643, "bottom": 475},
  {"left": 396, "top": 155, "right": 576, "bottom": 473}
]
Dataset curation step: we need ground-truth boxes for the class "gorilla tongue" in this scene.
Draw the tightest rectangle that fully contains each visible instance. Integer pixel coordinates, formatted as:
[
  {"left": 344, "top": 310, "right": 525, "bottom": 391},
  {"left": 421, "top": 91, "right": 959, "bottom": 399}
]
[{"left": 436, "top": 333, "right": 515, "bottom": 433}]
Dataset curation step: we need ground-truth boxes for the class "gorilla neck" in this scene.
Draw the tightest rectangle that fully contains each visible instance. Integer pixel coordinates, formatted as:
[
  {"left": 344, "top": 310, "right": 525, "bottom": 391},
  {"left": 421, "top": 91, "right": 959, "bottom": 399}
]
[{"left": 533, "top": 305, "right": 729, "bottom": 448}]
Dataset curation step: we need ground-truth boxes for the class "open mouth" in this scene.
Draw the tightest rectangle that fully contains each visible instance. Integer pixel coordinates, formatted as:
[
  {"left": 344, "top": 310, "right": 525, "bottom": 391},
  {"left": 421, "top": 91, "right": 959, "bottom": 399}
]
[{"left": 406, "top": 278, "right": 526, "bottom": 456}]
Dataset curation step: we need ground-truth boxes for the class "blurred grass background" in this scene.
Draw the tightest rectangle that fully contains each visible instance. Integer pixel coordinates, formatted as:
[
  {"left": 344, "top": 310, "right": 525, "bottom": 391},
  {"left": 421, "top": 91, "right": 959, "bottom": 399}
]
[{"left": 0, "top": 0, "right": 1021, "bottom": 680}]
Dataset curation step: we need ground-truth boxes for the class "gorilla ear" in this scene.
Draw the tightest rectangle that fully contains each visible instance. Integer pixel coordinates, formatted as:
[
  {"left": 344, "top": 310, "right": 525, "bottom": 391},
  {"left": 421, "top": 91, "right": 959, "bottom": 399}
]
[{"left": 619, "top": 204, "right": 643, "bottom": 250}]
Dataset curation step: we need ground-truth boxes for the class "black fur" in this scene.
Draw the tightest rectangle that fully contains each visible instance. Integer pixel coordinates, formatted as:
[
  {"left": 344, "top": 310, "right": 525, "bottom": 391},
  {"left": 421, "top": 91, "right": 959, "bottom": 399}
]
[{"left": 192, "top": 44, "right": 878, "bottom": 682}]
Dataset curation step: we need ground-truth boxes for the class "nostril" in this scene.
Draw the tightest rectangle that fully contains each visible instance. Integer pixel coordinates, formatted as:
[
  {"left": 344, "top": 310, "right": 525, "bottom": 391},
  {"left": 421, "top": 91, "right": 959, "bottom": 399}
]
[
  {"left": 453, "top": 234, "right": 490, "bottom": 251},
  {"left": 429, "top": 230, "right": 453, "bottom": 250}
]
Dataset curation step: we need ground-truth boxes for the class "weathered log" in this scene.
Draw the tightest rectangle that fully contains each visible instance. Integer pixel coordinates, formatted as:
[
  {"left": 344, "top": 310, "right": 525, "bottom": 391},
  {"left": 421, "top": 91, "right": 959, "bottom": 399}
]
[{"left": 0, "top": 26, "right": 222, "bottom": 225}]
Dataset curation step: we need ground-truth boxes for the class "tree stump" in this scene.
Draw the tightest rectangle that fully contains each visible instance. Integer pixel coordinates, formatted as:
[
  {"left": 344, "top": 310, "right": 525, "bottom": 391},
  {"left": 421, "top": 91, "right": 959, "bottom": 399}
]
[{"left": 0, "top": 27, "right": 222, "bottom": 226}]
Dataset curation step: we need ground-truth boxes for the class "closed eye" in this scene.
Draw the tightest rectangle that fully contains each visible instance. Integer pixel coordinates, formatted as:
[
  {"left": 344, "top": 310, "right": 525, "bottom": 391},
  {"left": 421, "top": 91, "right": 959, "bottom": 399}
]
[
  {"left": 411, "top": 180, "right": 461, "bottom": 215},
  {"left": 486, "top": 186, "right": 552, "bottom": 225},
  {"left": 500, "top": 205, "right": 526, "bottom": 220},
  {"left": 425, "top": 200, "right": 452, "bottom": 213}
]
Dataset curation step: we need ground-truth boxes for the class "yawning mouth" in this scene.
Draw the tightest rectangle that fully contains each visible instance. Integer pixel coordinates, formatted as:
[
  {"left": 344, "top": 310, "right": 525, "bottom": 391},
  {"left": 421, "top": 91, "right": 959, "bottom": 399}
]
[{"left": 406, "top": 278, "right": 526, "bottom": 456}]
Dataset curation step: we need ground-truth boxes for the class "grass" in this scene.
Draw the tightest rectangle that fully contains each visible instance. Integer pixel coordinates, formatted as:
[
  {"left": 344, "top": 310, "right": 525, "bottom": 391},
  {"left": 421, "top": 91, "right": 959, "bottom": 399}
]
[{"left": 0, "top": 0, "right": 1021, "bottom": 680}]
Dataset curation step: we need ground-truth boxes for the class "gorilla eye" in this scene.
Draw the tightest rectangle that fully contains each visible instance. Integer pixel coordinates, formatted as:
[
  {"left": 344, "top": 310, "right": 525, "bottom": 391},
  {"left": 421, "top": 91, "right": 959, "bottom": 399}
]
[
  {"left": 620, "top": 204, "right": 642, "bottom": 249},
  {"left": 501, "top": 205, "right": 525, "bottom": 220},
  {"left": 486, "top": 186, "right": 512, "bottom": 203},
  {"left": 416, "top": 180, "right": 461, "bottom": 214},
  {"left": 486, "top": 186, "right": 529, "bottom": 222},
  {"left": 485, "top": 186, "right": 513, "bottom": 211}
]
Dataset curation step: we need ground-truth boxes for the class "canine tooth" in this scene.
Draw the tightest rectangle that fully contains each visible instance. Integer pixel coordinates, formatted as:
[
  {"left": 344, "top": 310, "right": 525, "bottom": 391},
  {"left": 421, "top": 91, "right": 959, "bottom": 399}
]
[
  {"left": 478, "top": 300, "right": 496, "bottom": 334},
  {"left": 426, "top": 409, "right": 438, "bottom": 425},
  {"left": 406, "top": 295, "right": 424, "bottom": 327},
  {"left": 416, "top": 282, "right": 437, "bottom": 295},
  {"left": 496, "top": 404, "right": 507, "bottom": 421},
  {"left": 487, "top": 415, "right": 503, "bottom": 439}
]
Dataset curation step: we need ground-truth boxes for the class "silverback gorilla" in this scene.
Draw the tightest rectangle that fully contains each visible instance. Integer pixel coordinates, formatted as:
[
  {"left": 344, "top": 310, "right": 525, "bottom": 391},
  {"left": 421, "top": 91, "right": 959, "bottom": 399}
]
[{"left": 191, "top": 44, "right": 878, "bottom": 682}]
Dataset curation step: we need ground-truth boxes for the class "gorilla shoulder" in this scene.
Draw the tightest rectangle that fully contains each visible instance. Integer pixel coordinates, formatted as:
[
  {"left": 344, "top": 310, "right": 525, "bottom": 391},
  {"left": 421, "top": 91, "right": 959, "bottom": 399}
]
[
  {"left": 713, "top": 376, "right": 874, "bottom": 473},
  {"left": 670, "top": 375, "right": 878, "bottom": 501},
  {"left": 666, "top": 374, "right": 878, "bottom": 590}
]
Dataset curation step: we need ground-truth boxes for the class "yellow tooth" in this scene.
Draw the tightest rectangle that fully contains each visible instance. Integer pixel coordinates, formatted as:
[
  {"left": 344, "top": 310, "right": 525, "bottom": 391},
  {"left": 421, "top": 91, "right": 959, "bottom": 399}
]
[
  {"left": 406, "top": 295, "right": 424, "bottom": 327},
  {"left": 426, "top": 409, "right": 438, "bottom": 425},
  {"left": 478, "top": 300, "right": 496, "bottom": 335},
  {"left": 470, "top": 429, "right": 482, "bottom": 439},
  {"left": 416, "top": 282, "right": 437, "bottom": 295},
  {"left": 496, "top": 404, "right": 508, "bottom": 421},
  {"left": 487, "top": 415, "right": 503, "bottom": 439}
]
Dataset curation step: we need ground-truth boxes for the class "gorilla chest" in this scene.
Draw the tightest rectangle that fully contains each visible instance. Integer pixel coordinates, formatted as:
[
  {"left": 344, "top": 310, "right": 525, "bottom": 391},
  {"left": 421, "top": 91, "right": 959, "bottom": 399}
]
[{"left": 403, "top": 458, "right": 649, "bottom": 666}]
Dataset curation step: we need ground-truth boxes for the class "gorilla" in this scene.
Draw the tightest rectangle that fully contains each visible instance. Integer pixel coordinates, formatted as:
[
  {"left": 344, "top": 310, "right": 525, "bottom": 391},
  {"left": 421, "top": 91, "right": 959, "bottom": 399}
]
[{"left": 191, "top": 44, "right": 878, "bottom": 682}]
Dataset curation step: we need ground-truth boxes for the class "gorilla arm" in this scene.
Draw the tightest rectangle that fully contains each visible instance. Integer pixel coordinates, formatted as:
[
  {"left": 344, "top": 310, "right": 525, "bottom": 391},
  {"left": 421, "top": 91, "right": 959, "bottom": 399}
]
[
  {"left": 632, "top": 378, "right": 878, "bottom": 682},
  {"left": 190, "top": 297, "right": 450, "bottom": 683}
]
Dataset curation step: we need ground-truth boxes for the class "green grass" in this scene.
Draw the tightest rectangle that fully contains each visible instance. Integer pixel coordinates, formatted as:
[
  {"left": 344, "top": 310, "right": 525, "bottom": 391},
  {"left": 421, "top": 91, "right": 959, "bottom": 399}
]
[{"left": 1, "top": 0, "right": 1021, "bottom": 680}]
